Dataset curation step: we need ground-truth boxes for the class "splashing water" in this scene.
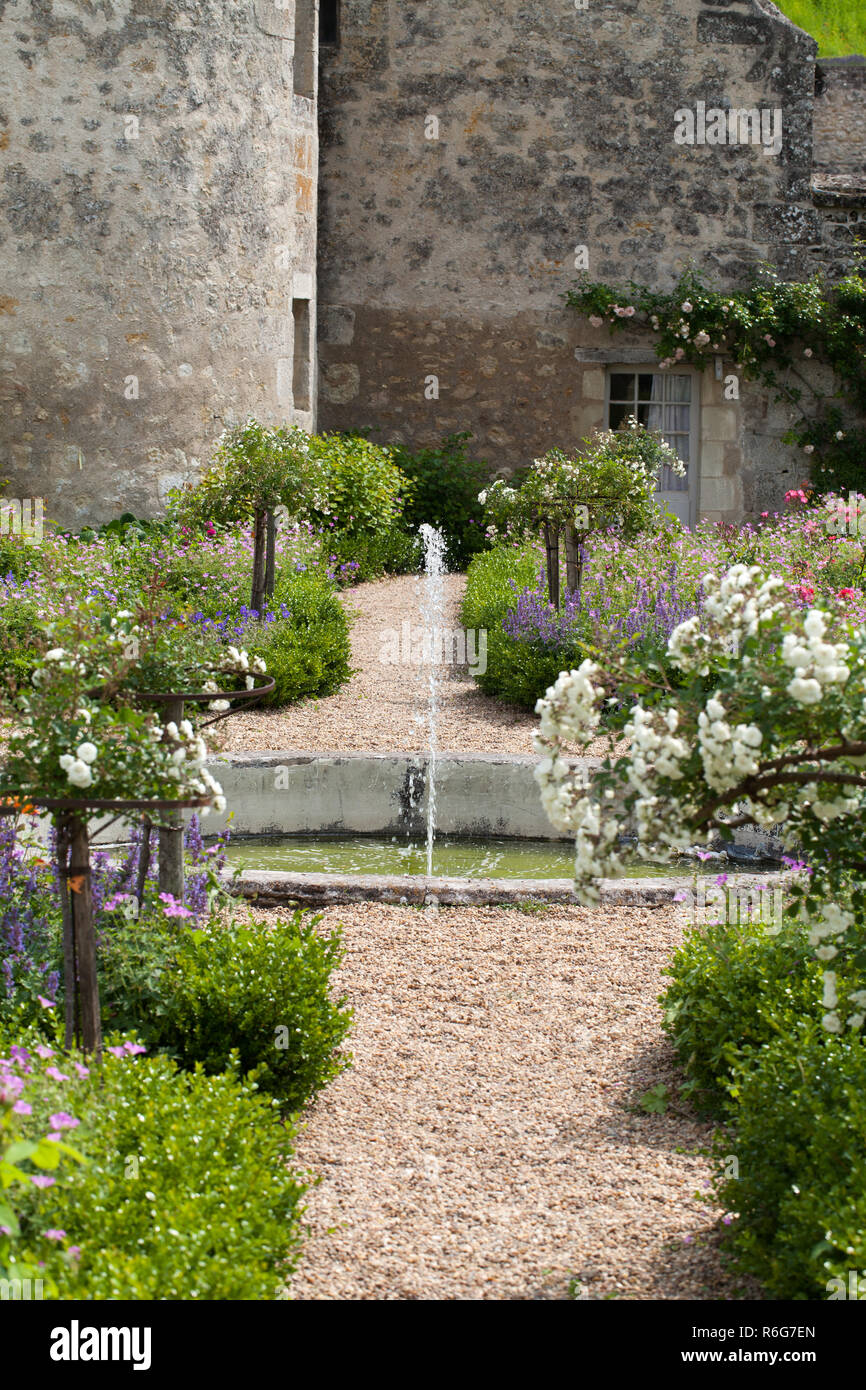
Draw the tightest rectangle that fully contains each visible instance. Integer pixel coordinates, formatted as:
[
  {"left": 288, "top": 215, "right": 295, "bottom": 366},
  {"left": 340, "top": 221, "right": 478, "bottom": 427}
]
[{"left": 419, "top": 524, "right": 447, "bottom": 876}]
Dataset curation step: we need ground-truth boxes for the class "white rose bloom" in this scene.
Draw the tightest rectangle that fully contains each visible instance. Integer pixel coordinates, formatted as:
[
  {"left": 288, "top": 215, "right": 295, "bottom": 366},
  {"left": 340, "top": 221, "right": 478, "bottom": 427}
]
[
  {"left": 245, "top": 675, "right": 256, "bottom": 690},
  {"left": 66, "top": 759, "right": 94, "bottom": 789},
  {"left": 76, "top": 742, "right": 98, "bottom": 764},
  {"left": 208, "top": 699, "right": 231, "bottom": 713},
  {"left": 45, "top": 648, "right": 66, "bottom": 661},
  {"left": 165, "top": 721, "right": 180, "bottom": 740},
  {"left": 59, "top": 754, "right": 75, "bottom": 772},
  {"left": 171, "top": 747, "right": 187, "bottom": 765},
  {"left": 180, "top": 719, "right": 194, "bottom": 739},
  {"left": 787, "top": 676, "right": 822, "bottom": 705}
]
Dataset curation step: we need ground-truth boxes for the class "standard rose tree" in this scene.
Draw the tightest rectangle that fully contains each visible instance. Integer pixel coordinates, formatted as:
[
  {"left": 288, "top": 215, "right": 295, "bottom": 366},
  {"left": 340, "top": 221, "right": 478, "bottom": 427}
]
[
  {"left": 533, "top": 562, "right": 866, "bottom": 1034},
  {"left": 0, "top": 612, "right": 227, "bottom": 1054},
  {"left": 479, "top": 420, "right": 685, "bottom": 607},
  {"left": 169, "top": 418, "right": 313, "bottom": 615}
]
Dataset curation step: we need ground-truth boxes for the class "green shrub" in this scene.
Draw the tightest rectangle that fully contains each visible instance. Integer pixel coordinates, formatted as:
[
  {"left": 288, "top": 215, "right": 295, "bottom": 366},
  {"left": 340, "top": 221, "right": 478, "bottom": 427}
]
[
  {"left": 248, "top": 571, "right": 353, "bottom": 704},
  {"left": 156, "top": 912, "right": 353, "bottom": 1112},
  {"left": 11, "top": 1044, "right": 307, "bottom": 1299},
  {"left": 712, "top": 1022, "right": 866, "bottom": 1299},
  {"left": 391, "top": 432, "right": 489, "bottom": 570},
  {"left": 661, "top": 911, "right": 820, "bottom": 1115},
  {"left": 306, "top": 432, "right": 410, "bottom": 535},
  {"left": 327, "top": 521, "right": 421, "bottom": 582},
  {"left": 461, "top": 544, "right": 539, "bottom": 631},
  {"left": 0, "top": 588, "right": 42, "bottom": 691}
]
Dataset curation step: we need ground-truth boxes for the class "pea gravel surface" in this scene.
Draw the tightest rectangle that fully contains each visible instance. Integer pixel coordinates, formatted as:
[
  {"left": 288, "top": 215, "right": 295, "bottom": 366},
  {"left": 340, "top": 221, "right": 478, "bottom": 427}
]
[
  {"left": 252, "top": 899, "right": 749, "bottom": 1302},
  {"left": 217, "top": 574, "right": 614, "bottom": 757}
]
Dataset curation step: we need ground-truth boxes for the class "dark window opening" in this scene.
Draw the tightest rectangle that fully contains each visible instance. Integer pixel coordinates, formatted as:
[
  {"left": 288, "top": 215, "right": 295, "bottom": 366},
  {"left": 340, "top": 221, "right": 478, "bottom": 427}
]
[
  {"left": 292, "top": 299, "right": 312, "bottom": 412},
  {"left": 320, "top": 0, "right": 339, "bottom": 46}
]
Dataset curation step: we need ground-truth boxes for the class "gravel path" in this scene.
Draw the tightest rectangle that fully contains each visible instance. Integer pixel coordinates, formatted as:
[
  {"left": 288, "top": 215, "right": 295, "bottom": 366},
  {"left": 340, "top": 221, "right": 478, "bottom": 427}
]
[
  {"left": 271, "top": 900, "right": 746, "bottom": 1302},
  {"left": 219, "top": 575, "right": 542, "bottom": 755}
]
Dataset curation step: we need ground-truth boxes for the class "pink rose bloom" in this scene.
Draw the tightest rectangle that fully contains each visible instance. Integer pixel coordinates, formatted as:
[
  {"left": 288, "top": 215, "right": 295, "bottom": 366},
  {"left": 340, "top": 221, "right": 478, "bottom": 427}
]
[
  {"left": 48, "top": 1112, "right": 79, "bottom": 1130},
  {"left": 588, "top": 315, "right": 603, "bottom": 328},
  {"left": 31, "top": 1175, "right": 55, "bottom": 1188},
  {"left": 43, "top": 1229, "right": 66, "bottom": 1242},
  {"left": 13, "top": 1100, "right": 32, "bottom": 1116}
]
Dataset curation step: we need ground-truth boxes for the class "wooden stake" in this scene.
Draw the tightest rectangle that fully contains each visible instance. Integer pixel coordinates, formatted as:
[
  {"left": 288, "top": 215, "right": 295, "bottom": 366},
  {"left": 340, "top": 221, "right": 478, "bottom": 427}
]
[
  {"left": 158, "top": 697, "right": 185, "bottom": 903},
  {"left": 251, "top": 507, "right": 267, "bottom": 615},
  {"left": 564, "top": 522, "right": 583, "bottom": 600},
  {"left": 544, "top": 520, "right": 561, "bottom": 611},
  {"left": 264, "top": 508, "right": 276, "bottom": 599},
  {"left": 68, "top": 813, "right": 101, "bottom": 1055},
  {"left": 56, "top": 816, "right": 76, "bottom": 1051}
]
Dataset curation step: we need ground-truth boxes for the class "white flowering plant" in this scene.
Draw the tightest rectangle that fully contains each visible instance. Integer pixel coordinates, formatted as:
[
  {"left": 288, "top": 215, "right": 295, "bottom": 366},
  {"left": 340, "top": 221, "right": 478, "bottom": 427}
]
[
  {"left": 533, "top": 562, "right": 866, "bottom": 1026},
  {"left": 0, "top": 608, "right": 226, "bottom": 813},
  {"left": 481, "top": 421, "right": 684, "bottom": 542}
]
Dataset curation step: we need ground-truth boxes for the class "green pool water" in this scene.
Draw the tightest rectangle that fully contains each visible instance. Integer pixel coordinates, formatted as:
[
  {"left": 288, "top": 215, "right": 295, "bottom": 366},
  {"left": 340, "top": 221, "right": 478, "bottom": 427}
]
[{"left": 221, "top": 834, "right": 711, "bottom": 880}]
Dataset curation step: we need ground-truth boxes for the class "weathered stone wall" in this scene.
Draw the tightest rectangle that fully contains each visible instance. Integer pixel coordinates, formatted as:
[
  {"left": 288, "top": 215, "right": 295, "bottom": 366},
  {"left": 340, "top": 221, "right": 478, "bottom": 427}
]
[
  {"left": 0, "top": 0, "right": 318, "bottom": 528},
  {"left": 317, "top": 0, "right": 842, "bottom": 521},
  {"left": 813, "top": 56, "right": 866, "bottom": 173}
]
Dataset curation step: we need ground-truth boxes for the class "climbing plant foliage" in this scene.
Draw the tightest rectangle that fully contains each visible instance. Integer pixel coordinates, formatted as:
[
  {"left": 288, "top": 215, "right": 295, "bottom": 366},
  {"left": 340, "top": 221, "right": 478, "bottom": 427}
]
[{"left": 566, "top": 266, "right": 866, "bottom": 496}]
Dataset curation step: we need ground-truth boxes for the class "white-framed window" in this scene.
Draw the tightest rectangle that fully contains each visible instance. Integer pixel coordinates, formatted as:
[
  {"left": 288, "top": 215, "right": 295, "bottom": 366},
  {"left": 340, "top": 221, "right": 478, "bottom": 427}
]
[{"left": 605, "top": 367, "right": 700, "bottom": 524}]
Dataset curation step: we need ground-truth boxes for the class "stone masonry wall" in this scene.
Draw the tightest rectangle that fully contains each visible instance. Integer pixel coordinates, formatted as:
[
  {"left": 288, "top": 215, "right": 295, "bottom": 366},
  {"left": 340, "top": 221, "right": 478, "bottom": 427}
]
[
  {"left": 813, "top": 56, "right": 866, "bottom": 173},
  {"left": 317, "top": 0, "right": 837, "bottom": 521},
  {"left": 0, "top": 0, "right": 318, "bottom": 528}
]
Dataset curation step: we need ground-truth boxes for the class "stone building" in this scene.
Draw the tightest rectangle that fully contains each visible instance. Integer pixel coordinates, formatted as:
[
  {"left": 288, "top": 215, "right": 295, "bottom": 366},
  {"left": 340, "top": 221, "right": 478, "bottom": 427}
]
[
  {"left": 1, "top": 0, "right": 865, "bottom": 527},
  {"left": 0, "top": 0, "right": 319, "bottom": 527},
  {"left": 317, "top": 0, "right": 866, "bottom": 523}
]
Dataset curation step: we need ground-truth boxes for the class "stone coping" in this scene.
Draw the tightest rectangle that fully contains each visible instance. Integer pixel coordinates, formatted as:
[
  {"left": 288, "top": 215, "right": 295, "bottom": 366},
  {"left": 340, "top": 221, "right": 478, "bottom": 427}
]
[{"left": 225, "top": 868, "right": 783, "bottom": 909}]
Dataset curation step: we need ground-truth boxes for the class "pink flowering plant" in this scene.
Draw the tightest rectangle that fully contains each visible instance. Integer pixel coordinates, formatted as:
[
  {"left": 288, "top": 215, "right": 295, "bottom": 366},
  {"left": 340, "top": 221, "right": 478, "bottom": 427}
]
[{"left": 1, "top": 1040, "right": 86, "bottom": 1290}]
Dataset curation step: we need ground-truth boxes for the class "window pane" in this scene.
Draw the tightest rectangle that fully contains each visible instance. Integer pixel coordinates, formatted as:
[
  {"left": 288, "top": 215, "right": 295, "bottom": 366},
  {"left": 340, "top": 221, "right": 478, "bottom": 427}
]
[
  {"left": 646, "top": 403, "right": 663, "bottom": 431},
  {"left": 665, "top": 404, "right": 690, "bottom": 432},
  {"left": 609, "top": 373, "right": 635, "bottom": 401},
  {"left": 608, "top": 403, "right": 632, "bottom": 430},
  {"left": 665, "top": 434, "right": 690, "bottom": 463},
  {"left": 637, "top": 374, "right": 656, "bottom": 401},
  {"left": 636, "top": 403, "right": 651, "bottom": 427},
  {"left": 667, "top": 375, "right": 692, "bottom": 402}
]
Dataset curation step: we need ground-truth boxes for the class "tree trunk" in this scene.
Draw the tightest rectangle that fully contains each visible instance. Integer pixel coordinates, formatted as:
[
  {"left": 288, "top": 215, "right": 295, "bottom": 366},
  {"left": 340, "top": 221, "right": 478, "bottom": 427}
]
[
  {"left": 67, "top": 814, "right": 101, "bottom": 1055},
  {"left": 56, "top": 817, "right": 76, "bottom": 1051},
  {"left": 264, "top": 508, "right": 277, "bottom": 600},
  {"left": 136, "top": 817, "right": 152, "bottom": 914},
  {"left": 158, "top": 697, "right": 185, "bottom": 904},
  {"left": 250, "top": 508, "right": 267, "bottom": 615},
  {"left": 544, "top": 520, "right": 561, "bottom": 610},
  {"left": 564, "top": 523, "right": 583, "bottom": 600}
]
